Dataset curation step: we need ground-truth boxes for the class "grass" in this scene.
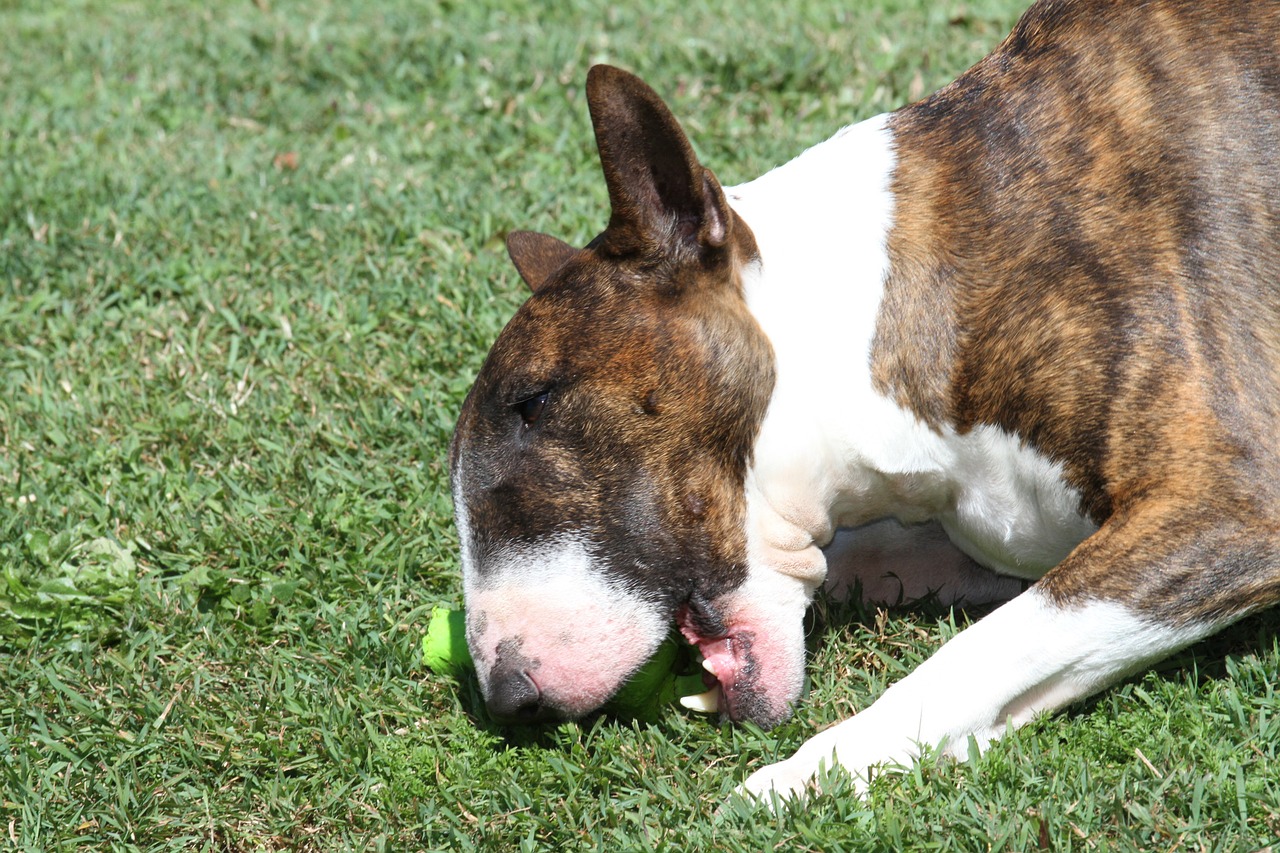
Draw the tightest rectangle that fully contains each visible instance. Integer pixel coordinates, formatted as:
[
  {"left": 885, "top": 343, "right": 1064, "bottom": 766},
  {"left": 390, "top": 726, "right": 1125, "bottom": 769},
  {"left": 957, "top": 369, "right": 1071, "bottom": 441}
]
[{"left": 1, "top": 0, "right": 1277, "bottom": 849}]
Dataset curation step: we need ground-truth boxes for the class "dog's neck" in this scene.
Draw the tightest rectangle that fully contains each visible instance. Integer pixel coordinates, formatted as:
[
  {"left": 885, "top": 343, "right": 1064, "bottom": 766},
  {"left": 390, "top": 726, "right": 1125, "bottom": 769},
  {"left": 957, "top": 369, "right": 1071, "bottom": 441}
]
[
  {"left": 728, "top": 114, "right": 1097, "bottom": 582},
  {"left": 728, "top": 116, "right": 938, "bottom": 531}
]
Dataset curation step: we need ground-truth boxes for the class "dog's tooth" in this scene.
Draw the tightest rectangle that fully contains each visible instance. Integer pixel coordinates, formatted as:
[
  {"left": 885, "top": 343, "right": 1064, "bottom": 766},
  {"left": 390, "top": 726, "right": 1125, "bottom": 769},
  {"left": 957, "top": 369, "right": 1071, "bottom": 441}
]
[
  {"left": 702, "top": 658, "right": 717, "bottom": 676},
  {"left": 679, "top": 688, "right": 720, "bottom": 714}
]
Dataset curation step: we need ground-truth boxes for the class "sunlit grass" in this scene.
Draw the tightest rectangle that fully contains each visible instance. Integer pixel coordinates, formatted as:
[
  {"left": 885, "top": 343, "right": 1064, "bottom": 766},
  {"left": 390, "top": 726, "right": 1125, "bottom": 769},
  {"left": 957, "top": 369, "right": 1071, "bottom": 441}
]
[{"left": 2, "top": 0, "right": 1277, "bottom": 848}]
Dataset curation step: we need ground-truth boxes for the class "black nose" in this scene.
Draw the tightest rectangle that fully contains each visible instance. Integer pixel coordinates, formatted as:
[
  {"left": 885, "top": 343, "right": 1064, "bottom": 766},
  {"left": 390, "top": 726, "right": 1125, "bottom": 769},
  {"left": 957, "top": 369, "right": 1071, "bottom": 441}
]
[{"left": 487, "top": 668, "right": 543, "bottom": 722}]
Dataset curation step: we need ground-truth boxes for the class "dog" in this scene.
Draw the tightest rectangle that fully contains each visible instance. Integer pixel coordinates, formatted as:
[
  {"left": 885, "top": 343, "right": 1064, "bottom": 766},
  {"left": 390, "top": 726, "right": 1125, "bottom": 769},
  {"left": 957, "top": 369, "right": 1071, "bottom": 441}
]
[{"left": 449, "top": 0, "right": 1280, "bottom": 804}]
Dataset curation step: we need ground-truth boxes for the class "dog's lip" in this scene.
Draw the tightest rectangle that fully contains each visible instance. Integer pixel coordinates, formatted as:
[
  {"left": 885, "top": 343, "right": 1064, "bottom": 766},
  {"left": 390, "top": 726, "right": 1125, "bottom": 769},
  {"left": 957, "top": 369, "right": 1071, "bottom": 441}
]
[
  {"left": 675, "top": 603, "right": 741, "bottom": 717},
  {"left": 678, "top": 594, "right": 726, "bottom": 638}
]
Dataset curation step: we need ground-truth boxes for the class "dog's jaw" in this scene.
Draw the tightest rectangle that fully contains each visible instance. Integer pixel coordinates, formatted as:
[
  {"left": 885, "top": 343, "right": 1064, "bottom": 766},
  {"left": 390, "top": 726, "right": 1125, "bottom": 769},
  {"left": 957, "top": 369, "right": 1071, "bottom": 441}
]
[{"left": 674, "top": 557, "right": 812, "bottom": 725}]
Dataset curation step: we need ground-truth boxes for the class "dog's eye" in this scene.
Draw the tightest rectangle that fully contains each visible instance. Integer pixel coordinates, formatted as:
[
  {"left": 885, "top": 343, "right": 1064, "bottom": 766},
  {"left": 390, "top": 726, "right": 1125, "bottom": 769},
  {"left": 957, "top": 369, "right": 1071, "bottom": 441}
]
[{"left": 513, "top": 391, "right": 549, "bottom": 427}]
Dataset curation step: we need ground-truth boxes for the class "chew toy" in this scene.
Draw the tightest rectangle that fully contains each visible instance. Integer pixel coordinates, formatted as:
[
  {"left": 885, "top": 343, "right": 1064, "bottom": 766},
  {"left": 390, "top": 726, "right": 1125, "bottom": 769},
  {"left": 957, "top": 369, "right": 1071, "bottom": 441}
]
[
  {"left": 422, "top": 607, "right": 471, "bottom": 677},
  {"left": 423, "top": 605, "right": 708, "bottom": 721}
]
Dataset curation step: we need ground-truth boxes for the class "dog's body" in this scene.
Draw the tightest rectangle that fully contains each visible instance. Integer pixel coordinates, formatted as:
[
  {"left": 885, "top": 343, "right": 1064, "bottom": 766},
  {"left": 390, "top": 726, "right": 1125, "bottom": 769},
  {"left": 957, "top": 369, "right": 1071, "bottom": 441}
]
[{"left": 450, "top": 0, "right": 1280, "bottom": 802}]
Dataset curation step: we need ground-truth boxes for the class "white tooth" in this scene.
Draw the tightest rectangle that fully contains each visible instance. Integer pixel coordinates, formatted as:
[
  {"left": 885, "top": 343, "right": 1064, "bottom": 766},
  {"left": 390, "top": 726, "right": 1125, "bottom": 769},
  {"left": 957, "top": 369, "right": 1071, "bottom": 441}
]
[
  {"left": 702, "top": 658, "right": 717, "bottom": 675},
  {"left": 680, "top": 688, "right": 720, "bottom": 714}
]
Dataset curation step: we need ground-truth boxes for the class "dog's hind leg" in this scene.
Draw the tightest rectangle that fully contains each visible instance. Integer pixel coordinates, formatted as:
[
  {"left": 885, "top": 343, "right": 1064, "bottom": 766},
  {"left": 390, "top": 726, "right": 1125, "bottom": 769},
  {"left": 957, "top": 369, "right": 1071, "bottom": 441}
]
[{"left": 822, "top": 519, "right": 1026, "bottom": 608}]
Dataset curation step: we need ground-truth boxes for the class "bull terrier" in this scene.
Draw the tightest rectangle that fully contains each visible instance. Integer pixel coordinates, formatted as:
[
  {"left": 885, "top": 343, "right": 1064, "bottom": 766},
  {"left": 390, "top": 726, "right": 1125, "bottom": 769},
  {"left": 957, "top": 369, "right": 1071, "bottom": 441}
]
[{"left": 448, "top": 0, "right": 1280, "bottom": 804}]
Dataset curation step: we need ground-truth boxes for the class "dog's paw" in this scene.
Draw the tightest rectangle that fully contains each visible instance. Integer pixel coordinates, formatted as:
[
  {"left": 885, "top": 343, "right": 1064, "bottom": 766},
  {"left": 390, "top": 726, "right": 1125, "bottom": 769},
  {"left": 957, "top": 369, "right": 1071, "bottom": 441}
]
[
  {"left": 726, "top": 725, "right": 885, "bottom": 813},
  {"left": 728, "top": 755, "right": 821, "bottom": 813}
]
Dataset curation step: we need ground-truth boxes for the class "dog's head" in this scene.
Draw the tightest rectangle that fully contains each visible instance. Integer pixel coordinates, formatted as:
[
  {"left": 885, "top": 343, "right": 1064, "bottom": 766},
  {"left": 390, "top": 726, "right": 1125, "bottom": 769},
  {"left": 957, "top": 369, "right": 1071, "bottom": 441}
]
[{"left": 450, "top": 66, "right": 796, "bottom": 725}]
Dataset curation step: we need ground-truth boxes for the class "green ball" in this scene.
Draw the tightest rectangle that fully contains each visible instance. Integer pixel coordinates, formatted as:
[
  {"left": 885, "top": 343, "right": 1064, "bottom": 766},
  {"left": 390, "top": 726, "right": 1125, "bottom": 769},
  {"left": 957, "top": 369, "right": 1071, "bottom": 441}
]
[
  {"left": 605, "top": 635, "right": 708, "bottom": 722},
  {"left": 422, "top": 607, "right": 472, "bottom": 676},
  {"left": 607, "top": 634, "right": 680, "bottom": 712}
]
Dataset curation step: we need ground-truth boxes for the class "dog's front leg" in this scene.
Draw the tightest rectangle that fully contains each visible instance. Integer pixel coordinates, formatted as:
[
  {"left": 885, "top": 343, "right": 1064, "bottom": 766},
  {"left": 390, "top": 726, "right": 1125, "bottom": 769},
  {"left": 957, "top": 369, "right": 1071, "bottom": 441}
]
[
  {"left": 737, "top": 588, "right": 1181, "bottom": 803},
  {"left": 737, "top": 510, "right": 1275, "bottom": 805}
]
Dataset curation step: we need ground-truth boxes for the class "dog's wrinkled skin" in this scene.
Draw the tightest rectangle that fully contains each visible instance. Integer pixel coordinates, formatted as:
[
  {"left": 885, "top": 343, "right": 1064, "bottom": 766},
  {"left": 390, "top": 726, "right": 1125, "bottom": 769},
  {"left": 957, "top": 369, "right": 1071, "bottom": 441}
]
[{"left": 451, "top": 0, "right": 1280, "bottom": 806}]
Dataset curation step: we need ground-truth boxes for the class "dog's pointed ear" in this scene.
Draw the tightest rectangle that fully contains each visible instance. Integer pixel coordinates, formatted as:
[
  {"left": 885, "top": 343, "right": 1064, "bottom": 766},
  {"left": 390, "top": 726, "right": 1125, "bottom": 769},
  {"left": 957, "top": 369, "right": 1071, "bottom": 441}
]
[
  {"left": 506, "top": 230, "right": 577, "bottom": 292},
  {"left": 586, "top": 65, "right": 731, "bottom": 254}
]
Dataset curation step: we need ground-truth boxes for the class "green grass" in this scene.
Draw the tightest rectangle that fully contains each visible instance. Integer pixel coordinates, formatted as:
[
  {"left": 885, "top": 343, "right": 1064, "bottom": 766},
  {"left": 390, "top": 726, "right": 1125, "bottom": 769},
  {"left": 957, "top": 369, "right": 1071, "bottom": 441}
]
[{"left": 2, "top": 0, "right": 1278, "bottom": 849}]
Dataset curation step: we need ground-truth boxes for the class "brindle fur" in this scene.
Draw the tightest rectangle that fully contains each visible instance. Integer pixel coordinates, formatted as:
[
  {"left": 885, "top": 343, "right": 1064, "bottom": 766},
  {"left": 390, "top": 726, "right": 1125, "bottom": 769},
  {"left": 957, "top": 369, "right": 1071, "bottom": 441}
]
[
  {"left": 875, "top": 0, "right": 1280, "bottom": 622},
  {"left": 451, "top": 67, "right": 774, "bottom": 629}
]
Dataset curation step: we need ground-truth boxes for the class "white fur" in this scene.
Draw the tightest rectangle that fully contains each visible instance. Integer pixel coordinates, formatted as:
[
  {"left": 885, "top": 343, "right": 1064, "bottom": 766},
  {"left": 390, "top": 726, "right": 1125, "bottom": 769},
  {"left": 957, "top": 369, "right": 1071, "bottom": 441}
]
[
  {"left": 737, "top": 590, "right": 1215, "bottom": 802},
  {"left": 452, "top": 469, "right": 477, "bottom": 578},
  {"left": 728, "top": 116, "right": 1097, "bottom": 589}
]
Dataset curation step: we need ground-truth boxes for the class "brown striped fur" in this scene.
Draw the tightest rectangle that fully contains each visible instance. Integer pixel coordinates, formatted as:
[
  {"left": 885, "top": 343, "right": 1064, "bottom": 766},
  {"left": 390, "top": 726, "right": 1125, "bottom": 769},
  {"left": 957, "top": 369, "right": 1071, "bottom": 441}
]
[
  {"left": 875, "top": 0, "right": 1280, "bottom": 622},
  {"left": 451, "top": 67, "right": 774, "bottom": 638}
]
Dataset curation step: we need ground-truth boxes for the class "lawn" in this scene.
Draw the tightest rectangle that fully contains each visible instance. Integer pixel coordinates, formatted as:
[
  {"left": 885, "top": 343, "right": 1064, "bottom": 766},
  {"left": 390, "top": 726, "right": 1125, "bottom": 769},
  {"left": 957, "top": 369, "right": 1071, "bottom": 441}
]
[{"left": 2, "top": 0, "right": 1278, "bottom": 849}]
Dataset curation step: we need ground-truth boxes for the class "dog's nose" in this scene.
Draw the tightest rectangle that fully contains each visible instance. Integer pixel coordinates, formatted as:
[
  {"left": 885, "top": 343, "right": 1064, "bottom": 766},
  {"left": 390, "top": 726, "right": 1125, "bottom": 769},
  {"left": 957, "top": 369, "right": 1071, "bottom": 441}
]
[{"left": 487, "top": 668, "right": 543, "bottom": 721}]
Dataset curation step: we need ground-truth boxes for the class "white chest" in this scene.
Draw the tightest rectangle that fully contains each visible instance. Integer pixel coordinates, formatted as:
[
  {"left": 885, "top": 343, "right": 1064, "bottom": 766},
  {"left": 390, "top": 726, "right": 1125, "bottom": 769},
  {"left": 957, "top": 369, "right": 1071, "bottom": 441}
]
[
  {"left": 745, "top": 397, "right": 1097, "bottom": 583},
  {"left": 731, "top": 113, "right": 1096, "bottom": 582}
]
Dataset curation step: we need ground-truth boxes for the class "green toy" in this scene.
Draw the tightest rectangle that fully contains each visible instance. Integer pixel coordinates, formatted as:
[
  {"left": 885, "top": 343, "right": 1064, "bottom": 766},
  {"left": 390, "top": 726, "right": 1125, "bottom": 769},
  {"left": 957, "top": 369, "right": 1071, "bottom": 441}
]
[
  {"left": 422, "top": 607, "right": 471, "bottom": 677},
  {"left": 423, "top": 606, "right": 708, "bottom": 722}
]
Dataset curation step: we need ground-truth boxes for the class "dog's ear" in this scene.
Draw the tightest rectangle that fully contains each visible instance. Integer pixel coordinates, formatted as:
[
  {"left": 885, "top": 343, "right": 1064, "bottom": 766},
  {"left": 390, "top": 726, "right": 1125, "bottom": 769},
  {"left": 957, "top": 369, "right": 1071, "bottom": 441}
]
[
  {"left": 585, "top": 65, "right": 731, "bottom": 255},
  {"left": 506, "top": 230, "right": 577, "bottom": 292}
]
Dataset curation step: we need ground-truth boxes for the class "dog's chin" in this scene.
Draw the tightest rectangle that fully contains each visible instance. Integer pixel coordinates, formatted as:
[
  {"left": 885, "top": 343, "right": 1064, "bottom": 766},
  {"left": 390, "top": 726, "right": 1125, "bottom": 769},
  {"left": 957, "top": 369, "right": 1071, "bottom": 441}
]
[{"left": 725, "top": 674, "right": 802, "bottom": 730}]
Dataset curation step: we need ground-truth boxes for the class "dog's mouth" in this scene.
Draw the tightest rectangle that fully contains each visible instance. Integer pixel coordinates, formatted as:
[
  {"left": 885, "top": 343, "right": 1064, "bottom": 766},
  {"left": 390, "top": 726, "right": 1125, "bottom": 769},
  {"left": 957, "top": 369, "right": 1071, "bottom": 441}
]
[
  {"left": 670, "top": 590, "right": 804, "bottom": 728},
  {"left": 673, "top": 599, "right": 755, "bottom": 721}
]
